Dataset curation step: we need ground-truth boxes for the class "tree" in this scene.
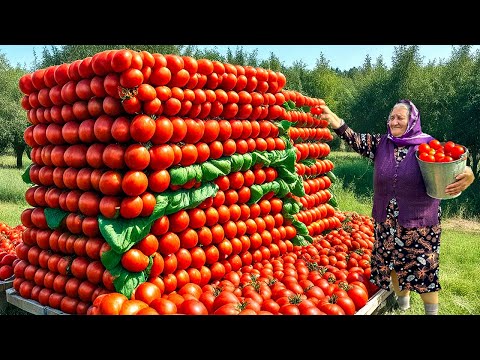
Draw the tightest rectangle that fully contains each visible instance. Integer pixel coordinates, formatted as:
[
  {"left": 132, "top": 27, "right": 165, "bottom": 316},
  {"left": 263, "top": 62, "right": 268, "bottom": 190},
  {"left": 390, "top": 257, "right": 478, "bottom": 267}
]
[{"left": 0, "top": 53, "right": 29, "bottom": 167}]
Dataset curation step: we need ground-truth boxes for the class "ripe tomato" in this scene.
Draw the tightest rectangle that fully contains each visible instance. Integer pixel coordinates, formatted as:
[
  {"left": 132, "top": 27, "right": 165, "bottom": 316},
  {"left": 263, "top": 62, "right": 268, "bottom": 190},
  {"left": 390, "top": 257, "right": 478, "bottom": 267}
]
[
  {"left": 132, "top": 282, "right": 161, "bottom": 305},
  {"left": 450, "top": 144, "right": 465, "bottom": 160},
  {"left": 134, "top": 234, "right": 159, "bottom": 256},
  {"left": 150, "top": 297, "right": 177, "bottom": 314},
  {"left": 118, "top": 299, "right": 149, "bottom": 315},
  {"left": 418, "top": 143, "right": 431, "bottom": 154},
  {"left": 178, "top": 282, "right": 202, "bottom": 300},
  {"left": 98, "top": 293, "right": 128, "bottom": 315},
  {"left": 443, "top": 140, "right": 455, "bottom": 153},
  {"left": 121, "top": 249, "right": 149, "bottom": 272},
  {"left": 120, "top": 196, "right": 143, "bottom": 219},
  {"left": 179, "top": 299, "right": 208, "bottom": 315},
  {"left": 418, "top": 152, "right": 435, "bottom": 162},
  {"left": 428, "top": 139, "right": 442, "bottom": 150},
  {"left": 347, "top": 285, "right": 369, "bottom": 311},
  {"left": 319, "top": 302, "right": 346, "bottom": 315},
  {"left": 157, "top": 232, "right": 181, "bottom": 256}
]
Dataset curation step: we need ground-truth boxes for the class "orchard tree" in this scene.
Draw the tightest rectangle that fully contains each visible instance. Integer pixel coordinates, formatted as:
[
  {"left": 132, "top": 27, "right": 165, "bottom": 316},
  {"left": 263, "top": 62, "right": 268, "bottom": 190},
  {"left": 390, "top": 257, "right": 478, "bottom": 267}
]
[
  {"left": 0, "top": 53, "right": 28, "bottom": 167},
  {"left": 439, "top": 46, "right": 479, "bottom": 177},
  {"left": 344, "top": 53, "right": 390, "bottom": 135}
]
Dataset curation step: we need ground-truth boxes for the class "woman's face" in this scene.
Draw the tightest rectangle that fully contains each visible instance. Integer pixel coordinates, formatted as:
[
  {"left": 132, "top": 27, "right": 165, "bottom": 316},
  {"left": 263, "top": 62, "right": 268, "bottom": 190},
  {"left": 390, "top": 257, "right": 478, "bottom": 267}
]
[{"left": 389, "top": 106, "right": 409, "bottom": 137}]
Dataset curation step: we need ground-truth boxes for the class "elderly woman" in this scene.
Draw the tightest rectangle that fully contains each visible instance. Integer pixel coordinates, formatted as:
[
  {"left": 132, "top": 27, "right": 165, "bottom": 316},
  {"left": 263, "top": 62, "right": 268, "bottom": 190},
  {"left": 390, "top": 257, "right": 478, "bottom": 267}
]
[{"left": 320, "top": 99, "right": 475, "bottom": 315}]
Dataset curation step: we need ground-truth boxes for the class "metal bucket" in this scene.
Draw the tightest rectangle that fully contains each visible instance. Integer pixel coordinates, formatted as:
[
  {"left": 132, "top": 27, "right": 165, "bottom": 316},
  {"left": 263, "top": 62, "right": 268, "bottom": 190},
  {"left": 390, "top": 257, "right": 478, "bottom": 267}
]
[{"left": 416, "top": 147, "right": 468, "bottom": 200}]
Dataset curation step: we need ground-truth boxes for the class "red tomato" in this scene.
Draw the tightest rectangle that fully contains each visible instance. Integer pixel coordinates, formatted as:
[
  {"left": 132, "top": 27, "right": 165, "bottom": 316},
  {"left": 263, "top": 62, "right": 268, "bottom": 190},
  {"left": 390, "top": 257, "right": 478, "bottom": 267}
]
[
  {"left": 335, "top": 295, "right": 356, "bottom": 315},
  {"left": 134, "top": 234, "right": 159, "bottom": 257},
  {"left": 443, "top": 140, "right": 455, "bottom": 153},
  {"left": 150, "top": 297, "right": 177, "bottom": 314},
  {"left": 99, "top": 293, "right": 129, "bottom": 315},
  {"left": 418, "top": 143, "right": 431, "bottom": 154},
  {"left": 319, "top": 302, "right": 346, "bottom": 315},
  {"left": 428, "top": 139, "right": 442, "bottom": 150},
  {"left": 121, "top": 249, "right": 149, "bottom": 272},
  {"left": 213, "top": 302, "right": 241, "bottom": 315},
  {"left": 450, "top": 145, "right": 465, "bottom": 160},
  {"left": 347, "top": 285, "right": 369, "bottom": 311},
  {"left": 212, "top": 290, "right": 240, "bottom": 312},
  {"left": 178, "top": 283, "right": 203, "bottom": 299},
  {"left": 133, "top": 282, "right": 161, "bottom": 305},
  {"left": 418, "top": 152, "right": 435, "bottom": 162}
]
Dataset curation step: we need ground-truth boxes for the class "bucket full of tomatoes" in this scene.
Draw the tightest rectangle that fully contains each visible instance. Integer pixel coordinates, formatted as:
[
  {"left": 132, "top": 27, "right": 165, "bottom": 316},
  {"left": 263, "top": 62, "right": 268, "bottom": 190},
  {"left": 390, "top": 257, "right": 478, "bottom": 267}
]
[{"left": 415, "top": 140, "right": 469, "bottom": 200}]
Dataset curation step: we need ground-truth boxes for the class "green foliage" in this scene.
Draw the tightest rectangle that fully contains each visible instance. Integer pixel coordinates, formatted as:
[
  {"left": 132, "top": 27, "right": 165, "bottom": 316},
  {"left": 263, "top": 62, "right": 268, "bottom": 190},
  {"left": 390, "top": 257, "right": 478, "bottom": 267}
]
[{"left": 0, "top": 53, "right": 28, "bottom": 163}]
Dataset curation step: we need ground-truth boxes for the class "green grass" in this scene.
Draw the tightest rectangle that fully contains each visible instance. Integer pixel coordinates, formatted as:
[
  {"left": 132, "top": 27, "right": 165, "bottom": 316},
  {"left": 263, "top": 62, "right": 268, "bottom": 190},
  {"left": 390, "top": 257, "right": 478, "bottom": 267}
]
[{"left": 0, "top": 155, "right": 31, "bottom": 227}]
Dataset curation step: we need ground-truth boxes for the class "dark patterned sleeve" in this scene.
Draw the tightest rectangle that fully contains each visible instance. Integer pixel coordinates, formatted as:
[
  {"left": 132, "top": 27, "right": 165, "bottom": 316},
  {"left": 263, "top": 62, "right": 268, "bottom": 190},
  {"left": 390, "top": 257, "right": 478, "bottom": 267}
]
[{"left": 334, "top": 123, "right": 382, "bottom": 160}]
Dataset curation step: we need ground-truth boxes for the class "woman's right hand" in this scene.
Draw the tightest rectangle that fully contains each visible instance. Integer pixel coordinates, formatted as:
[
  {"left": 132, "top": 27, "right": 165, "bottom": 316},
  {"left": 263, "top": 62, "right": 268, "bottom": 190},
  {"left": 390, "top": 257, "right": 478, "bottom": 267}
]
[{"left": 319, "top": 105, "right": 344, "bottom": 129}]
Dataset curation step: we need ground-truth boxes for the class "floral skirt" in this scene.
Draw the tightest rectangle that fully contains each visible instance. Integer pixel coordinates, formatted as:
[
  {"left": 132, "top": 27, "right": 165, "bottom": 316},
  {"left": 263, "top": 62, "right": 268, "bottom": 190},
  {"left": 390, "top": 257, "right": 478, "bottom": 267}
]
[{"left": 369, "top": 199, "right": 442, "bottom": 294}]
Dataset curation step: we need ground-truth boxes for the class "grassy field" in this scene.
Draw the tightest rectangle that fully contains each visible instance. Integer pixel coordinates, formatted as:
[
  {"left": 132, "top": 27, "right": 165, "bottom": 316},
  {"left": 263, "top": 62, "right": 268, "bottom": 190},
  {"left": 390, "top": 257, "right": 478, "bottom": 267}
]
[
  {"left": 1, "top": 152, "right": 479, "bottom": 315},
  {"left": 0, "top": 155, "right": 31, "bottom": 227}
]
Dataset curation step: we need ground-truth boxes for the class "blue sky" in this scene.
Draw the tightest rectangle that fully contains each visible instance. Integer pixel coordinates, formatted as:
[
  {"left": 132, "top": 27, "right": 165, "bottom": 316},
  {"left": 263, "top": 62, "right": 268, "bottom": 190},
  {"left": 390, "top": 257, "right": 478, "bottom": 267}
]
[{"left": 1, "top": 45, "right": 478, "bottom": 71}]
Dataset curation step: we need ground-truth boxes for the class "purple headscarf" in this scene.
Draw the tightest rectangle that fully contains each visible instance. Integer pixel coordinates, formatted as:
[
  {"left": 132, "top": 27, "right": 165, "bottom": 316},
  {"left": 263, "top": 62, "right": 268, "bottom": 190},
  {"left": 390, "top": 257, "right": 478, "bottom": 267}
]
[{"left": 386, "top": 99, "right": 434, "bottom": 146}]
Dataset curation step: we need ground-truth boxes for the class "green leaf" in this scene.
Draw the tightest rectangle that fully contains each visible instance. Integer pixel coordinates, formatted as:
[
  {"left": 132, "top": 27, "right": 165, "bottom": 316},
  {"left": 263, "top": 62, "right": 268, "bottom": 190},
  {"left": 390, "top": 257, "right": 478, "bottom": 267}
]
[
  {"left": 326, "top": 171, "right": 337, "bottom": 183},
  {"left": 111, "top": 264, "right": 148, "bottom": 300},
  {"left": 99, "top": 216, "right": 153, "bottom": 254},
  {"left": 230, "top": 154, "right": 244, "bottom": 172},
  {"left": 282, "top": 197, "right": 302, "bottom": 216},
  {"left": 291, "top": 235, "right": 312, "bottom": 246},
  {"left": 22, "top": 164, "right": 33, "bottom": 185},
  {"left": 275, "top": 179, "right": 291, "bottom": 198},
  {"left": 44, "top": 208, "right": 68, "bottom": 230},
  {"left": 248, "top": 184, "right": 264, "bottom": 204},
  {"left": 209, "top": 158, "right": 231, "bottom": 176},
  {"left": 101, "top": 248, "right": 123, "bottom": 270},
  {"left": 328, "top": 193, "right": 339, "bottom": 208},
  {"left": 292, "top": 217, "right": 310, "bottom": 236},
  {"left": 98, "top": 183, "right": 219, "bottom": 255},
  {"left": 241, "top": 153, "right": 253, "bottom": 171},
  {"left": 301, "top": 158, "right": 317, "bottom": 167},
  {"left": 273, "top": 120, "right": 292, "bottom": 136},
  {"left": 290, "top": 176, "right": 306, "bottom": 197},
  {"left": 169, "top": 166, "right": 189, "bottom": 186},
  {"left": 200, "top": 162, "right": 226, "bottom": 182},
  {"left": 164, "top": 182, "right": 218, "bottom": 215},
  {"left": 283, "top": 202, "right": 292, "bottom": 214},
  {"left": 253, "top": 151, "right": 271, "bottom": 167}
]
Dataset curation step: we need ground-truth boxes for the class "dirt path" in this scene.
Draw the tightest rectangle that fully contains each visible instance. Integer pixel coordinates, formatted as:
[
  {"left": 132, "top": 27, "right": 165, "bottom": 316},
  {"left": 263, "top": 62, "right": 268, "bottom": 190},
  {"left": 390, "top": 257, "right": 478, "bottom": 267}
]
[{"left": 442, "top": 218, "right": 480, "bottom": 233}]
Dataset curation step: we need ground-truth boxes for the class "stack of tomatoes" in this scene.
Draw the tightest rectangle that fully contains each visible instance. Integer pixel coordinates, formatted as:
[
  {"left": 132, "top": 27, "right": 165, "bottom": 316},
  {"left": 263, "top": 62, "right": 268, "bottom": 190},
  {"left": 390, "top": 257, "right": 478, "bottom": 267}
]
[{"left": 417, "top": 139, "right": 466, "bottom": 163}]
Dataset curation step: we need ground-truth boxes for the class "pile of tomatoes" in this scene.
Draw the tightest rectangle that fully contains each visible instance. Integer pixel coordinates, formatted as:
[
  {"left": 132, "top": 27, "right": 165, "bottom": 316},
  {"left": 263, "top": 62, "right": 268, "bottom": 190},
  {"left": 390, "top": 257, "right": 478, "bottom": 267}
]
[
  {"left": 11, "top": 48, "right": 378, "bottom": 315},
  {"left": 0, "top": 222, "right": 24, "bottom": 280},
  {"left": 417, "top": 139, "right": 467, "bottom": 163},
  {"left": 88, "top": 211, "right": 377, "bottom": 315}
]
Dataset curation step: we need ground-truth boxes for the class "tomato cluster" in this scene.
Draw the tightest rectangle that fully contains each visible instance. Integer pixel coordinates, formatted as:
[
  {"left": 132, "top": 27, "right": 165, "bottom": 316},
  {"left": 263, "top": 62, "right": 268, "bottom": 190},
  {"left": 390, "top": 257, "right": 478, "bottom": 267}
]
[
  {"left": 417, "top": 139, "right": 466, "bottom": 163},
  {"left": 88, "top": 213, "right": 375, "bottom": 315},
  {"left": 0, "top": 222, "right": 24, "bottom": 280}
]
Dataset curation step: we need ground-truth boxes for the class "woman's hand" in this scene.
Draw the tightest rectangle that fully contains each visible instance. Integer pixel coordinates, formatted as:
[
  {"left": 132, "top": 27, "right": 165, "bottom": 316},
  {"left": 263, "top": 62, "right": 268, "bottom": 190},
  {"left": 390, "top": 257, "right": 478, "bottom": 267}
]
[
  {"left": 319, "top": 105, "right": 344, "bottom": 129},
  {"left": 445, "top": 166, "right": 475, "bottom": 196}
]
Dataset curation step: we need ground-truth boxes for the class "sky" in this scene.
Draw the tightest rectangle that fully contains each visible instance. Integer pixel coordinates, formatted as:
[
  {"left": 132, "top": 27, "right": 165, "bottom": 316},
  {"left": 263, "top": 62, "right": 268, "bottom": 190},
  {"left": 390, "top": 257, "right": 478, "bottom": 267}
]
[{"left": 0, "top": 45, "right": 478, "bottom": 71}]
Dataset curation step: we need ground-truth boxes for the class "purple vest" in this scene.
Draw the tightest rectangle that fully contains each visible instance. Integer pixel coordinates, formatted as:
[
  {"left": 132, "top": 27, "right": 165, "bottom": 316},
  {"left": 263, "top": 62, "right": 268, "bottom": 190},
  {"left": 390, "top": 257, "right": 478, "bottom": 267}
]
[{"left": 372, "top": 135, "right": 440, "bottom": 227}]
